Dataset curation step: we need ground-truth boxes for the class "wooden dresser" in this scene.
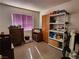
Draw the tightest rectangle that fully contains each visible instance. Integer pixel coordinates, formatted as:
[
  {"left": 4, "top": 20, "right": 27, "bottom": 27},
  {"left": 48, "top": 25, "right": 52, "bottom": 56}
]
[{"left": 9, "top": 27, "right": 25, "bottom": 46}]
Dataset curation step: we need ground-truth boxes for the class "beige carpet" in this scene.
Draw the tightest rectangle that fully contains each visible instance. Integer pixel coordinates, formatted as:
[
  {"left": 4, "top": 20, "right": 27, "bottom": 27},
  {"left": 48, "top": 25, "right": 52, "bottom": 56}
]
[{"left": 14, "top": 41, "right": 62, "bottom": 59}]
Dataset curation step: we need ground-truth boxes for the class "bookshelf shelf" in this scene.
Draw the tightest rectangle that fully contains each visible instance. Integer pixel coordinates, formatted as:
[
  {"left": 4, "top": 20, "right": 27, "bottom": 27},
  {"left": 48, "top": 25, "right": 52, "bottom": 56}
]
[
  {"left": 48, "top": 11, "right": 69, "bottom": 50},
  {"left": 49, "top": 37, "right": 63, "bottom": 42},
  {"left": 49, "top": 30, "right": 64, "bottom": 33},
  {"left": 50, "top": 13, "right": 65, "bottom": 17},
  {"left": 49, "top": 23, "right": 64, "bottom": 24},
  {"left": 48, "top": 43, "right": 63, "bottom": 51}
]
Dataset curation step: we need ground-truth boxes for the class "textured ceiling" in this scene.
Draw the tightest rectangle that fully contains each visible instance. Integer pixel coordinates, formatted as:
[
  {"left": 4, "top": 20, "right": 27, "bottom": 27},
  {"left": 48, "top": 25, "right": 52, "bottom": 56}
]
[{"left": 1, "top": 0, "right": 71, "bottom": 11}]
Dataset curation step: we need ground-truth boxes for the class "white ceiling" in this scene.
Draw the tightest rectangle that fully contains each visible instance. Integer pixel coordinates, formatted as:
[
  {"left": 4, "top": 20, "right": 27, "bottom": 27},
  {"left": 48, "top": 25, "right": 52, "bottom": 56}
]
[{"left": 1, "top": 0, "right": 71, "bottom": 11}]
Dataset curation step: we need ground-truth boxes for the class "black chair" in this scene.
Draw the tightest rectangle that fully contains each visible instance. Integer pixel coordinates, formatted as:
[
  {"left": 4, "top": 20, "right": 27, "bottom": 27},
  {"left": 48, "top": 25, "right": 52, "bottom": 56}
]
[
  {"left": 0, "top": 39, "right": 2, "bottom": 55},
  {"left": 0, "top": 34, "right": 14, "bottom": 59},
  {"left": 61, "top": 57, "right": 70, "bottom": 59}
]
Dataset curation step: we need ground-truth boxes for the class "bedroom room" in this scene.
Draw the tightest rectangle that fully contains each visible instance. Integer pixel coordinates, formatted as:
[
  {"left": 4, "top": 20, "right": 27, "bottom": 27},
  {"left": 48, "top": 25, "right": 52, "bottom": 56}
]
[{"left": 0, "top": 0, "right": 79, "bottom": 59}]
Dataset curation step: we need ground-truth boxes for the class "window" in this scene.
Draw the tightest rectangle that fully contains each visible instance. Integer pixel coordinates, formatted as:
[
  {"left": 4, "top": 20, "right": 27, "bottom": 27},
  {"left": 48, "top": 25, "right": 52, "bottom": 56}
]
[{"left": 12, "top": 14, "right": 33, "bottom": 31}]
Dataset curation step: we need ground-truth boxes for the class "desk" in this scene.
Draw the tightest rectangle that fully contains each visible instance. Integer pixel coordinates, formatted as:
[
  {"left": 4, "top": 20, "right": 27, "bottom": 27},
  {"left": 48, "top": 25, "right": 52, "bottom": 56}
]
[{"left": 32, "top": 28, "right": 43, "bottom": 42}]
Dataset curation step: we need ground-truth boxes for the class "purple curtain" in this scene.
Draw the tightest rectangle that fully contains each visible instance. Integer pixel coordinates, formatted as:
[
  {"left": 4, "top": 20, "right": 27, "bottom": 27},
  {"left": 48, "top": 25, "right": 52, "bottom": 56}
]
[
  {"left": 12, "top": 14, "right": 23, "bottom": 26},
  {"left": 12, "top": 14, "right": 33, "bottom": 30}
]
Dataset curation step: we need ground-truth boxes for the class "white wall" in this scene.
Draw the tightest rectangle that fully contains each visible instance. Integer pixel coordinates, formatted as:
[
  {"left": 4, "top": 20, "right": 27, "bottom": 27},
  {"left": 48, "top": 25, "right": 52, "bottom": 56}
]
[
  {"left": 0, "top": 4, "right": 40, "bottom": 37},
  {"left": 1, "top": 0, "right": 41, "bottom": 11},
  {"left": 40, "top": 0, "right": 79, "bottom": 32},
  {"left": 71, "top": 13, "right": 79, "bottom": 32}
]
